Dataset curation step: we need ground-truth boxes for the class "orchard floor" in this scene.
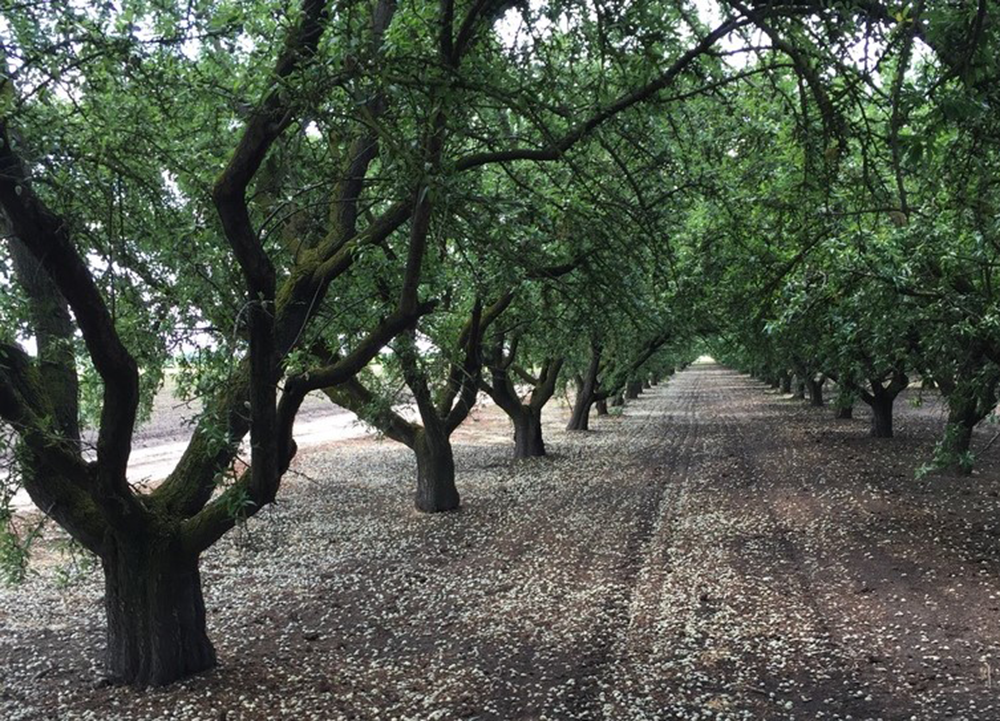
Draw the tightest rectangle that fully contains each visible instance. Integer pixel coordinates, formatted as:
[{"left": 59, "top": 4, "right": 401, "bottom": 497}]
[{"left": 4, "top": 363, "right": 1000, "bottom": 720}]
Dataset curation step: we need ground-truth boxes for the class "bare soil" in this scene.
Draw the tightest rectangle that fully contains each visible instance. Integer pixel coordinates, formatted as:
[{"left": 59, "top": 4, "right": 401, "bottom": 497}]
[
  {"left": 3, "top": 364, "right": 1000, "bottom": 720},
  {"left": 129, "top": 382, "right": 346, "bottom": 451}
]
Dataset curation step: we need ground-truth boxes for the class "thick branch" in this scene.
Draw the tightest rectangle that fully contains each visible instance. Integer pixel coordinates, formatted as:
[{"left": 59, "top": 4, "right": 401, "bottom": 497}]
[
  {"left": 323, "top": 377, "right": 418, "bottom": 447},
  {"left": 0, "top": 123, "right": 140, "bottom": 524},
  {"left": 7, "top": 234, "right": 80, "bottom": 442},
  {"left": 530, "top": 357, "right": 564, "bottom": 411}
]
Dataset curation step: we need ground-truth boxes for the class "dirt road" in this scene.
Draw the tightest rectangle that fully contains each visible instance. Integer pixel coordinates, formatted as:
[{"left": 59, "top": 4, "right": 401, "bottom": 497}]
[{"left": 3, "top": 364, "right": 999, "bottom": 720}]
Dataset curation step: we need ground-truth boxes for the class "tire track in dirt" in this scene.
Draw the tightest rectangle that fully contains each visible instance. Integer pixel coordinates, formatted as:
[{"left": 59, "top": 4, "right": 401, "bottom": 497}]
[
  {"left": 747, "top": 379, "right": 1000, "bottom": 720},
  {"left": 595, "top": 365, "right": 898, "bottom": 720},
  {"left": 466, "top": 377, "right": 702, "bottom": 720},
  {"left": 594, "top": 368, "right": 708, "bottom": 718},
  {"left": 686, "top": 369, "right": 893, "bottom": 719},
  {"left": 556, "top": 372, "right": 707, "bottom": 718},
  {"left": 275, "top": 377, "right": 706, "bottom": 721}
]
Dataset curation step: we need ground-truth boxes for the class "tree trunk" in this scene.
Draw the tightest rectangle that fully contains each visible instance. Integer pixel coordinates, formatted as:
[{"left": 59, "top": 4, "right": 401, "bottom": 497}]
[
  {"left": 806, "top": 378, "right": 824, "bottom": 406},
  {"left": 609, "top": 391, "right": 624, "bottom": 407},
  {"left": 413, "top": 428, "right": 459, "bottom": 512},
  {"left": 933, "top": 403, "right": 978, "bottom": 474},
  {"left": 936, "top": 418, "right": 974, "bottom": 475},
  {"left": 836, "top": 404, "right": 853, "bottom": 419},
  {"left": 513, "top": 409, "right": 545, "bottom": 459},
  {"left": 793, "top": 378, "right": 806, "bottom": 399},
  {"left": 567, "top": 347, "right": 601, "bottom": 432},
  {"left": 779, "top": 373, "right": 791, "bottom": 394},
  {"left": 566, "top": 393, "right": 593, "bottom": 431},
  {"left": 102, "top": 536, "right": 216, "bottom": 687},
  {"left": 643, "top": 379, "right": 651, "bottom": 390},
  {"left": 626, "top": 380, "right": 642, "bottom": 399},
  {"left": 946, "top": 419, "right": 974, "bottom": 454},
  {"left": 870, "top": 394, "right": 894, "bottom": 438},
  {"left": 595, "top": 399, "right": 608, "bottom": 416}
]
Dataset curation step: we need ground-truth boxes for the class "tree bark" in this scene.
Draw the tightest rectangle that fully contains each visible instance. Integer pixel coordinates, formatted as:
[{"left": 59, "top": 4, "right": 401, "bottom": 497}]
[
  {"left": 102, "top": 536, "right": 215, "bottom": 687},
  {"left": 609, "top": 391, "right": 625, "bottom": 407},
  {"left": 836, "top": 404, "right": 853, "bottom": 419},
  {"left": 943, "top": 417, "right": 974, "bottom": 454},
  {"left": 513, "top": 408, "right": 546, "bottom": 458},
  {"left": 869, "top": 393, "right": 894, "bottom": 437},
  {"left": 935, "top": 412, "right": 976, "bottom": 475},
  {"left": 566, "top": 392, "right": 593, "bottom": 431},
  {"left": 567, "top": 346, "right": 601, "bottom": 431},
  {"left": 595, "top": 399, "right": 608, "bottom": 415},
  {"left": 483, "top": 354, "right": 561, "bottom": 459},
  {"left": 806, "top": 377, "right": 824, "bottom": 406},
  {"left": 779, "top": 372, "right": 791, "bottom": 394},
  {"left": 856, "top": 371, "right": 907, "bottom": 439},
  {"left": 626, "top": 380, "right": 642, "bottom": 399},
  {"left": 413, "top": 427, "right": 459, "bottom": 512},
  {"left": 9, "top": 237, "right": 81, "bottom": 441}
]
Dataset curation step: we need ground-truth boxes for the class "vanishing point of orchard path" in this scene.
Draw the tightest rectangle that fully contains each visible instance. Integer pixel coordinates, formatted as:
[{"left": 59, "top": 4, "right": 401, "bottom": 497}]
[{"left": 3, "top": 363, "right": 1000, "bottom": 720}]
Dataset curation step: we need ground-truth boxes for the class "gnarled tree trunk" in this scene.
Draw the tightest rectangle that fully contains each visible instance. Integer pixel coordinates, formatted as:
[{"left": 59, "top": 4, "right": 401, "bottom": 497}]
[
  {"left": 103, "top": 535, "right": 215, "bottom": 687},
  {"left": 482, "top": 353, "right": 562, "bottom": 459},
  {"left": 858, "top": 371, "right": 908, "bottom": 439}
]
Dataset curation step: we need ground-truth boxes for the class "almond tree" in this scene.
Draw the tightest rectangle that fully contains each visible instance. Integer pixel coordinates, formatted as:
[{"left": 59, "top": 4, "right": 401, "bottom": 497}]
[{"left": 0, "top": 0, "right": 436, "bottom": 685}]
